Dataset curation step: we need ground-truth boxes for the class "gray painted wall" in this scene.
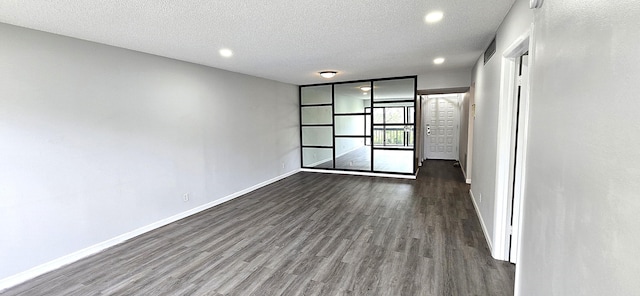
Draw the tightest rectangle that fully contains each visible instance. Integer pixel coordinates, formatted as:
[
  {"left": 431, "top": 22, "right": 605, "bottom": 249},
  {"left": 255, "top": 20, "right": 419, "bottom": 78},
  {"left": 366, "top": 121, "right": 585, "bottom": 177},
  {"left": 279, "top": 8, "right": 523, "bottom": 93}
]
[
  {"left": 0, "top": 23, "right": 300, "bottom": 280},
  {"left": 516, "top": 0, "right": 640, "bottom": 295},
  {"left": 469, "top": 0, "right": 532, "bottom": 248}
]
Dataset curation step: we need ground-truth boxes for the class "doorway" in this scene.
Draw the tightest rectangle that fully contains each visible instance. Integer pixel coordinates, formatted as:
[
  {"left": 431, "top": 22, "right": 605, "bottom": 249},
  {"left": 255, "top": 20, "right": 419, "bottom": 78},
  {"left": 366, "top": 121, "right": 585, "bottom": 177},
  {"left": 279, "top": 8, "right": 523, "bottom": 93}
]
[
  {"left": 494, "top": 28, "right": 532, "bottom": 264},
  {"left": 423, "top": 94, "right": 461, "bottom": 160},
  {"left": 507, "top": 52, "right": 528, "bottom": 263}
]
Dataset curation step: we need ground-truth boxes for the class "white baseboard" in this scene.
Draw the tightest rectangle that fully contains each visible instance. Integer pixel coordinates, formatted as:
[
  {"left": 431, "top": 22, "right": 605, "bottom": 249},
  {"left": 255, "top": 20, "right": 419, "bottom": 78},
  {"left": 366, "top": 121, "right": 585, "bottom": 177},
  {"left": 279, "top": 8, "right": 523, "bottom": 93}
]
[
  {"left": 0, "top": 169, "right": 300, "bottom": 292},
  {"left": 469, "top": 189, "right": 492, "bottom": 252},
  {"left": 300, "top": 168, "right": 416, "bottom": 180}
]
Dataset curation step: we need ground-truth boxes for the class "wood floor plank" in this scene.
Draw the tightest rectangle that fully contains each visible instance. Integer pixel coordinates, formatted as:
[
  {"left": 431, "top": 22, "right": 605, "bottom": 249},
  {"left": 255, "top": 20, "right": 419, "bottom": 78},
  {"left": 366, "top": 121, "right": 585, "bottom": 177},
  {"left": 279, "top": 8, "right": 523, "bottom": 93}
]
[{"left": 1, "top": 160, "right": 515, "bottom": 296}]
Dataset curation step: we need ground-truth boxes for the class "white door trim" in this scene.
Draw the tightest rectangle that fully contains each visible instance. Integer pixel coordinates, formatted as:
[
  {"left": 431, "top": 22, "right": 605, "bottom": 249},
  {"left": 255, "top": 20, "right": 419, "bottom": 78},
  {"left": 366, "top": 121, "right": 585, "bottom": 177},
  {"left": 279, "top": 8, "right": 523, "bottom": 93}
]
[
  {"left": 493, "top": 26, "right": 534, "bottom": 263},
  {"left": 421, "top": 95, "right": 428, "bottom": 161},
  {"left": 465, "top": 86, "right": 475, "bottom": 184},
  {"left": 423, "top": 94, "right": 461, "bottom": 160}
]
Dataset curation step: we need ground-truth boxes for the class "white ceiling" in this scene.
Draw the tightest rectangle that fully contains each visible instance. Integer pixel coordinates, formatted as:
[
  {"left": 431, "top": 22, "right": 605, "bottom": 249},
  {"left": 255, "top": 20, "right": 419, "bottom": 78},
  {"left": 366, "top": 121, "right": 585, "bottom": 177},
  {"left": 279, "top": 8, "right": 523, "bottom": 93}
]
[{"left": 0, "top": 0, "right": 515, "bottom": 86}]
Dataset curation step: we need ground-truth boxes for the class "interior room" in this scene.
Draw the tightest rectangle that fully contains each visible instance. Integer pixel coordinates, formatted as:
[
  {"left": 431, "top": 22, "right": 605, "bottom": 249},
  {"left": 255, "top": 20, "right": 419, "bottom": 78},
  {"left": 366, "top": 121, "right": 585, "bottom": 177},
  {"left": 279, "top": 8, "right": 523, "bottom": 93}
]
[{"left": 1, "top": 0, "right": 639, "bottom": 295}]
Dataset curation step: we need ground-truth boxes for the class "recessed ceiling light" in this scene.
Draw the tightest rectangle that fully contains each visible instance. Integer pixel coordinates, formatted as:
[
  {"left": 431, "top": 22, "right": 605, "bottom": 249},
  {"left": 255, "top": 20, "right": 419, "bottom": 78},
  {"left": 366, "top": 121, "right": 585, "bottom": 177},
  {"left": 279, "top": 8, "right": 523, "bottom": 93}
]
[
  {"left": 360, "top": 86, "right": 372, "bottom": 92},
  {"left": 425, "top": 11, "right": 444, "bottom": 23},
  {"left": 319, "top": 71, "right": 337, "bottom": 78},
  {"left": 433, "top": 57, "right": 445, "bottom": 64},
  {"left": 219, "top": 48, "right": 233, "bottom": 58}
]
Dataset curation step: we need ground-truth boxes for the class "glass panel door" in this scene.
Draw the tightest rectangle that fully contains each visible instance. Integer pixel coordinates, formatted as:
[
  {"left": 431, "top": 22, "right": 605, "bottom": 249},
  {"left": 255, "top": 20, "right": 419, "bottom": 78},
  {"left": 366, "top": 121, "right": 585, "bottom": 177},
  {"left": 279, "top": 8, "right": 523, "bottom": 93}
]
[
  {"left": 300, "top": 77, "right": 416, "bottom": 175},
  {"left": 301, "top": 85, "right": 333, "bottom": 169},
  {"left": 372, "top": 78, "right": 416, "bottom": 173},
  {"left": 334, "top": 82, "right": 371, "bottom": 171}
]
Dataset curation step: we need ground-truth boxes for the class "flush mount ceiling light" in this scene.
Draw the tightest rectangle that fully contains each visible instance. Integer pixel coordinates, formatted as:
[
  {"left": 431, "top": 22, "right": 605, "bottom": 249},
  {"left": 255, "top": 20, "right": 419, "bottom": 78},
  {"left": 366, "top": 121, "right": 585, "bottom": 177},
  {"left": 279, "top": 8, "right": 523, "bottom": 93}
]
[
  {"left": 319, "top": 71, "right": 337, "bottom": 78},
  {"left": 424, "top": 11, "right": 444, "bottom": 23},
  {"left": 219, "top": 48, "right": 233, "bottom": 58},
  {"left": 529, "top": 0, "right": 544, "bottom": 8},
  {"left": 360, "top": 86, "right": 372, "bottom": 92},
  {"left": 433, "top": 57, "right": 445, "bottom": 64}
]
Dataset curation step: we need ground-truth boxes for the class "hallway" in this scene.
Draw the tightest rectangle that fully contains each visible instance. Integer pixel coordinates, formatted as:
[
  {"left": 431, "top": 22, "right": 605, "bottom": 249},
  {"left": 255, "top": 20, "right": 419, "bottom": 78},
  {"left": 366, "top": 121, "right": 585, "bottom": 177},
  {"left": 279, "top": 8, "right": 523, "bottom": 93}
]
[{"left": 2, "top": 160, "right": 514, "bottom": 295}]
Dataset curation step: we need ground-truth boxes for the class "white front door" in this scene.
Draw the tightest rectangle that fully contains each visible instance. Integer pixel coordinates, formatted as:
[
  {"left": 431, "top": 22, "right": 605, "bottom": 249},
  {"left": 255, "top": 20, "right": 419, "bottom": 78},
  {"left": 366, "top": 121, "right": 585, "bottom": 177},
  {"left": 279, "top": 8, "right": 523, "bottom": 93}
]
[{"left": 424, "top": 94, "right": 460, "bottom": 160}]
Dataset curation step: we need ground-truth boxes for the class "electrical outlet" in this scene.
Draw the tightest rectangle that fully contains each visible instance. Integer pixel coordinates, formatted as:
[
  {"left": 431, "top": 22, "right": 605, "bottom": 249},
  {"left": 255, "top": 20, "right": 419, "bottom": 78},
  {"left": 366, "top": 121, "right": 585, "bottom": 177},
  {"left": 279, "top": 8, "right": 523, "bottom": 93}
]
[
  {"left": 479, "top": 193, "right": 482, "bottom": 203},
  {"left": 183, "top": 193, "right": 189, "bottom": 202},
  {"left": 281, "top": 162, "right": 285, "bottom": 169}
]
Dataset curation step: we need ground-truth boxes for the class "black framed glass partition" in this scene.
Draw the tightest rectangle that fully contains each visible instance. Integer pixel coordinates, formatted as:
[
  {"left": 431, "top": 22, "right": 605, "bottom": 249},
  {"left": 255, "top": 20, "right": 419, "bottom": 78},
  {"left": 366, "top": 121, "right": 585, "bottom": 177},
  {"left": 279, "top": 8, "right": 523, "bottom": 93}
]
[
  {"left": 301, "top": 85, "right": 334, "bottom": 168},
  {"left": 300, "top": 76, "right": 417, "bottom": 175}
]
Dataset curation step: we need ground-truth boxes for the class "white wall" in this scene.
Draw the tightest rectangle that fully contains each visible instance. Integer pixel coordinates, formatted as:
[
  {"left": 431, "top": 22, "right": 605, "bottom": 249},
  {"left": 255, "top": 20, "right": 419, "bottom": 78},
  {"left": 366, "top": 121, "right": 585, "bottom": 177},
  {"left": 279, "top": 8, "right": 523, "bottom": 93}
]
[
  {"left": 417, "top": 67, "right": 472, "bottom": 90},
  {"left": 516, "top": 0, "right": 640, "bottom": 295},
  {"left": 458, "top": 92, "right": 471, "bottom": 180},
  {"left": 465, "top": 84, "right": 475, "bottom": 184},
  {"left": 469, "top": 0, "right": 532, "bottom": 248},
  {"left": 0, "top": 23, "right": 299, "bottom": 281}
]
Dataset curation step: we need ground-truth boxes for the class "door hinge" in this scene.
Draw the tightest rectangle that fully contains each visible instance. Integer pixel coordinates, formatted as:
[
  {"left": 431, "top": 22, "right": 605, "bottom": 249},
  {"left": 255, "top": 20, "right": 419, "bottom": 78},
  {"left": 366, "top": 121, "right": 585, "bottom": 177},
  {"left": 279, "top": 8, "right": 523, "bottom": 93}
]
[
  {"left": 517, "top": 76, "right": 523, "bottom": 86},
  {"left": 508, "top": 225, "right": 513, "bottom": 235}
]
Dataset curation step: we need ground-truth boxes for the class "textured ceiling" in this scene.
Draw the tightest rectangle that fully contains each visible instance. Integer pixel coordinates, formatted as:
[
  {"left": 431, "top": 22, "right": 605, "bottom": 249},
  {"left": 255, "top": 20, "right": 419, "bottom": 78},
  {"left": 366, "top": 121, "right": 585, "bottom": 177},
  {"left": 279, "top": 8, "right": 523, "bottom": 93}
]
[{"left": 0, "top": 0, "right": 515, "bottom": 85}]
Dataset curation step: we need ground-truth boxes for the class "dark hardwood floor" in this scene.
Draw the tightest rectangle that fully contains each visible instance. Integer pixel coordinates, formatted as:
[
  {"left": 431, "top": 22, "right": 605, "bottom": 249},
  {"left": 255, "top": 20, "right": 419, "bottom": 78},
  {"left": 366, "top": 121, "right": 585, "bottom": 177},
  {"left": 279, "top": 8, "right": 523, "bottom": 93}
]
[{"left": 1, "top": 160, "right": 515, "bottom": 296}]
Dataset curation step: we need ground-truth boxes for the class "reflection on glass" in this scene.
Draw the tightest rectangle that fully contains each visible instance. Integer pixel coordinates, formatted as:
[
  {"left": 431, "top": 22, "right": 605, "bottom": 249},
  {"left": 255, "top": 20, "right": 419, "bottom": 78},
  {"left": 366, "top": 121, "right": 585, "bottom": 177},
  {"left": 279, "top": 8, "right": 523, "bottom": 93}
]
[
  {"left": 373, "top": 108, "right": 384, "bottom": 124},
  {"left": 302, "top": 126, "right": 333, "bottom": 146},
  {"left": 373, "top": 149, "right": 413, "bottom": 173},
  {"left": 408, "top": 107, "right": 415, "bottom": 124},
  {"left": 372, "top": 126, "right": 415, "bottom": 147},
  {"left": 301, "top": 85, "right": 331, "bottom": 105},
  {"left": 335, "top": 82, "right": 370, "bottom": 114},
  {"left": 373, "top": 126, "right": 383, "bottom": 146},
  {"left": 335, "top": 115, "right": 365, "bottom": 136},
  {"left": 407, "top": 125, "right": 415, "bottom": 146},
  {"left": 302, "top": 147, "right": 333, "bottom": 168},
  {"left": 365, "top": 114, "right": 371, "bottom": 136},
  {"left": 384, "top": 126, "right": 405, "bottom": 146},
  {"left": 384, "top": 107, "right": 404, "bottom": 123},
  {"left": 372, "top": 101, "right": 415, "bottom": 148},
  {"left": 335, "top": 138, "right": 370, "bottom": 171},
  {"left": 302, "top": 106, "right": 332, "bottom": 124},
  {"left": 373, "top": 78, "right": 415, "bottom": 101}
]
